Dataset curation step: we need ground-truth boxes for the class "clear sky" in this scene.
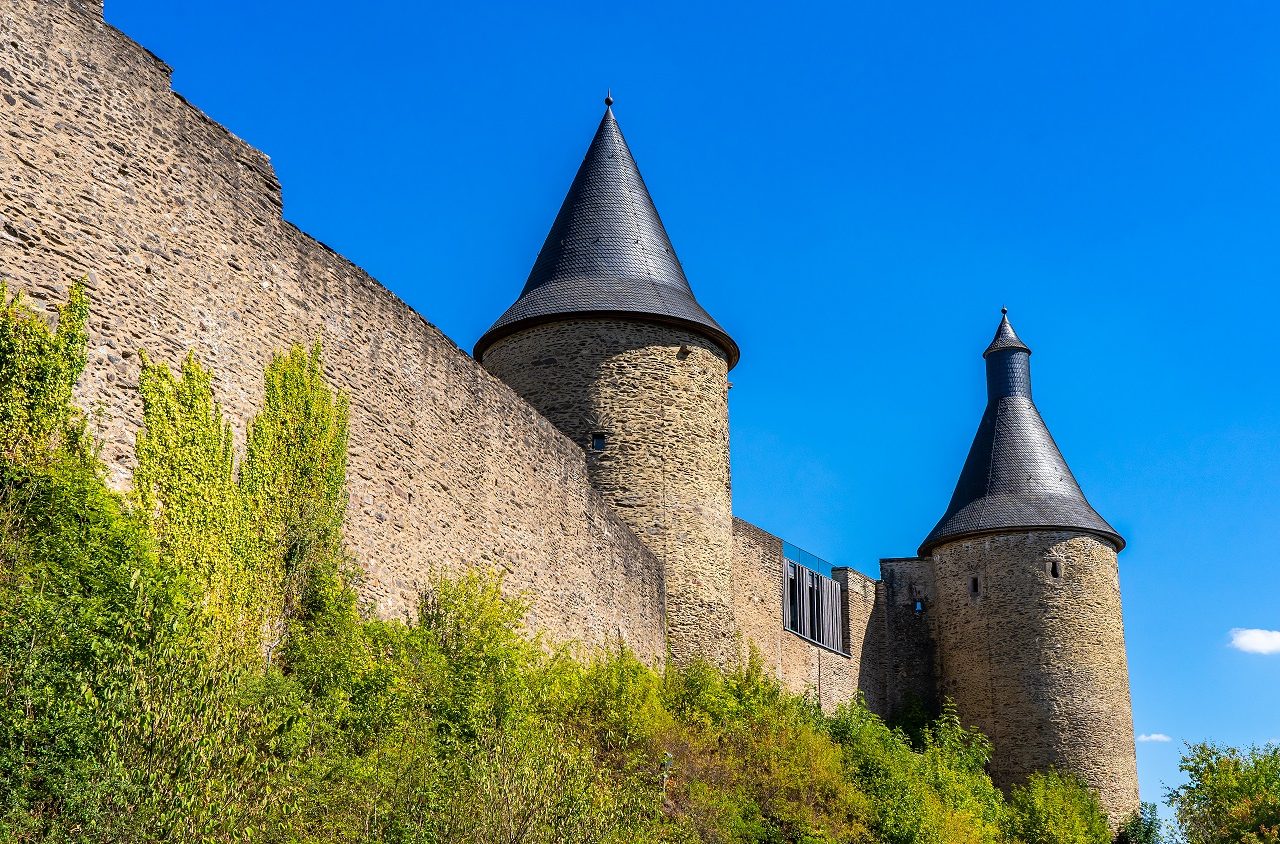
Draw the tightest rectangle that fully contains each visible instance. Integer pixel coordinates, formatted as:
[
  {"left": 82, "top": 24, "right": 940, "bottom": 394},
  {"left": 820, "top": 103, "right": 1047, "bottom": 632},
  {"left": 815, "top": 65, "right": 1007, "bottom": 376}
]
[{"left": 105, "top": 0, "right": 1279, "bottom": 808}]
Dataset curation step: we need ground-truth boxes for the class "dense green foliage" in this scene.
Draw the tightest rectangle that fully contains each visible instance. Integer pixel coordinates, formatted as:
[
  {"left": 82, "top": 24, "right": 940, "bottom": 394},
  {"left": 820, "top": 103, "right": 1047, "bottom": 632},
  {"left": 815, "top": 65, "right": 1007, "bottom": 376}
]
[
  {"left": 1167, "top": 743, "right": 1280, "bottom": 844},
  {"left": 1115, "top": 804, "right": 1163, "bottom": 844},
  {"left": 1005, "top": 772, "right": 1112, "bottom": 844},
  {"left": 0, "top": 285, "right": 1266, "bottom": 843},
  {"left": 0, "top": 283, "right": 88, "bottom": 464}
]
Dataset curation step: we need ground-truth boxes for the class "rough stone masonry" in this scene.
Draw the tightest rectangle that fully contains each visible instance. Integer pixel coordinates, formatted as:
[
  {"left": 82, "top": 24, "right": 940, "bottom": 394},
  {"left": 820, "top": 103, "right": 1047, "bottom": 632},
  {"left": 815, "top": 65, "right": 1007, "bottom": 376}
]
[{"left": 0, "top": 0, "right": 668, "bottom": 660}]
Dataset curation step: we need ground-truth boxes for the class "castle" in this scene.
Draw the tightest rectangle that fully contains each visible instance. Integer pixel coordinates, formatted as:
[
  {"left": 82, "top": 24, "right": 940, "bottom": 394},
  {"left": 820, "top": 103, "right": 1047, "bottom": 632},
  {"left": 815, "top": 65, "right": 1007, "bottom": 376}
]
[{"left": 0, "top": 0, "right": 1137, "bottom": 823}]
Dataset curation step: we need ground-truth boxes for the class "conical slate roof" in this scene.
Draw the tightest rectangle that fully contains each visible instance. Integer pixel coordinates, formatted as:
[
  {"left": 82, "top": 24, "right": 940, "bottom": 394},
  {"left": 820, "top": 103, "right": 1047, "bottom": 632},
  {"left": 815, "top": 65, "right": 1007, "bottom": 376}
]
[
  {"left": 474, "top": 100, "right": 738, "bottom": 367},
  {"left": 919, "top": 311, "right": 1124, "bottom": 555},
  {"left": 984, "top": 311, "right": 1031, "bottom": 356}
]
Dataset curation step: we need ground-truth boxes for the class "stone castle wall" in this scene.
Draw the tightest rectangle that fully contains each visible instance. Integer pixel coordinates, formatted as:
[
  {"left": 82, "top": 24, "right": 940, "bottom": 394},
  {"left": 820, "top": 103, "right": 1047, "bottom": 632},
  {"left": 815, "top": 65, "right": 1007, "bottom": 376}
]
[
  {"left": 930, "top": 531, "right": 1139, "bottom": 823},
  {"left": 482, "top": 320, "right": 735, "bottom": 666},
  {"left": 0, "top": 5, "right": 1139, "bottom": 816},
  {"left": 0, "top": 0, "right": 667, "bottom": 663}
]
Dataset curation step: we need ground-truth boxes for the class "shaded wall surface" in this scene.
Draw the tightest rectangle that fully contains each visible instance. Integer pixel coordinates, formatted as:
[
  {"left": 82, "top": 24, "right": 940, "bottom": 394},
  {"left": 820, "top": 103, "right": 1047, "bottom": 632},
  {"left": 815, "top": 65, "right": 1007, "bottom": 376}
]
[
  {"left": 877, "top": 556, "right": 937, "bottom": 722},
  {"left": 0, "top": 0, "right": 666, "bottom": 664}
]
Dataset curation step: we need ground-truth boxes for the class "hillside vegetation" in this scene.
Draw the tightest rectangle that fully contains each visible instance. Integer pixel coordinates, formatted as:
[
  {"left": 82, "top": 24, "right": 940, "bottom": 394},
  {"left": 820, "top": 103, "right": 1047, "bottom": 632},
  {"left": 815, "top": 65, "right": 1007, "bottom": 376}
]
[{"left": 0, "top": 284, "right": 1270, "bottom": 843}]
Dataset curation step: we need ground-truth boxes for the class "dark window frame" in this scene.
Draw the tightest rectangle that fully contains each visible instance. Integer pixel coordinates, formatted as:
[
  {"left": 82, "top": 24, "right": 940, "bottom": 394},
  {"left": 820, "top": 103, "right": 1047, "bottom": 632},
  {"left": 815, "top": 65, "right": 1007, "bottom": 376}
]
[{"left": 782, "top": 559, "right": 848, "bottom": 655}]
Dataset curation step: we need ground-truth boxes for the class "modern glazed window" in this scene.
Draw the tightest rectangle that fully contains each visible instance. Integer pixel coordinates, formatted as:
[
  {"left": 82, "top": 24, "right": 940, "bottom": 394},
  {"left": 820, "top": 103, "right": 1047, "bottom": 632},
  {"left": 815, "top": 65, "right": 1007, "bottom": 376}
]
[{"left": 782, "top": 556, "right": 846, "bottom": 654}]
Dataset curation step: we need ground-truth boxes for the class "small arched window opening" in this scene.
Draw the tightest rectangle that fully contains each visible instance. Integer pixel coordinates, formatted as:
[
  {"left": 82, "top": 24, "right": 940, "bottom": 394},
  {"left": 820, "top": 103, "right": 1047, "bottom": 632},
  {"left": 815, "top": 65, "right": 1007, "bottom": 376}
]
[
  {"left": 913, "top": 599, "right": 925, "bottom": 616},
  {"left": 1050, "top": 559, "right": 1061, "bottom": 579},
  {"left": 970, "top": 576, "right": 981, "bottom": 598},
  {"left": 590, "top": 432, "right": 607, "bottom": 452}
]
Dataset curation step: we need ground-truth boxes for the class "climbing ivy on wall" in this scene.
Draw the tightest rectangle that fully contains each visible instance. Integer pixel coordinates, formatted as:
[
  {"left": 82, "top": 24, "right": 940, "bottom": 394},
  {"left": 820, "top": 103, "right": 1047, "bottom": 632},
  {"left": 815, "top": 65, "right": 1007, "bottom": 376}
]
[
  {"left": 0, "top": 282, "right": 88, "bottom": 464},
  {"left": 242, "top": 344, "right": 350, "bottom": 637},
  {"left": 132, "top": 351, "right": 272, "bottom": 664},
  {"left": 129, "top": 343, "right": 351, "bottom": 667}
]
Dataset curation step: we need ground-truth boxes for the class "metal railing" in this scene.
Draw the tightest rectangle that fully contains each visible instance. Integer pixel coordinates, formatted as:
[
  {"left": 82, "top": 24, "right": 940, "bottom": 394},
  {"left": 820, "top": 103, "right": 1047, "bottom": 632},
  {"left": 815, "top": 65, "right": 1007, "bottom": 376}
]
[{"left": 782, "top": 541, "right": 834, "bottom": 577}]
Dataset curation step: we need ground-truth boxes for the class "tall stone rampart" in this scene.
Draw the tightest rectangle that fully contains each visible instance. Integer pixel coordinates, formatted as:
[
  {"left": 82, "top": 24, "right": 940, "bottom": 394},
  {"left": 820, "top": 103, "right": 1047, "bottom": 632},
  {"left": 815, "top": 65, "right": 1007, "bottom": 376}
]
[
  {"left": 0, "top": 12, "right": 1142, "bottom": 818},
  {"left": 0, "top": 0, "right": 666, "bottom": 663}
]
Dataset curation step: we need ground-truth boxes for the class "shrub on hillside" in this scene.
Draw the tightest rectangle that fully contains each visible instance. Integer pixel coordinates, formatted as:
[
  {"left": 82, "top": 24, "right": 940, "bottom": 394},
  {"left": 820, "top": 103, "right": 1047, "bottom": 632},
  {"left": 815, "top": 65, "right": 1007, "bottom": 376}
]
[
  {"left": 1115, "top": 803, "right": 1165, "bottom": 844},
  {"left": 1004, "top": 770, "right": 1113, "bottom": 844},
  {"left": 0, "top": 284, "right": 1160, "bottom": 843}
]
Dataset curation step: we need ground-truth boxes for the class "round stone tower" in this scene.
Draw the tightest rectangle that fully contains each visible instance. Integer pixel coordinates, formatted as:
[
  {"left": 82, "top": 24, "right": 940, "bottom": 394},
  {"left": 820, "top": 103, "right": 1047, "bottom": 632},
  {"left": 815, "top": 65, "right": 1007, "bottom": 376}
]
[
  {"left": 920, "top": 311, "right": 1138, "bottom": 824},
  {"left": 475, "top": 98, "right": 740, "bottom": 666}
]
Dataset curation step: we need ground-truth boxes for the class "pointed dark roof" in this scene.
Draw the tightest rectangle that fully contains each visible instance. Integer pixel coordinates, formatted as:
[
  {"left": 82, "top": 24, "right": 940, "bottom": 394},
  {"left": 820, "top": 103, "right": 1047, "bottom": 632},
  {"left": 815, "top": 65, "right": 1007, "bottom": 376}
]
[
  {"left": 919, "top": 312, "right": 1124, "bottom": 555},
  {"left": 985, "top": 308, "right": 1031, "bottom": 356},
  {"left": 474, "top": 102, "right": 738, "bottom": 367}
]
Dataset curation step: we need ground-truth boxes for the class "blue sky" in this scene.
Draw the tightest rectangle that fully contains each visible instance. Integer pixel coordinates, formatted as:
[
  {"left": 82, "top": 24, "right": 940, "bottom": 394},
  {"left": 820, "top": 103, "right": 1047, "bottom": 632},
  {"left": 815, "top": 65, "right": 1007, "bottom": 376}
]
[{"left": 105, "top": 0, "right": 1280, "bottom": 806}]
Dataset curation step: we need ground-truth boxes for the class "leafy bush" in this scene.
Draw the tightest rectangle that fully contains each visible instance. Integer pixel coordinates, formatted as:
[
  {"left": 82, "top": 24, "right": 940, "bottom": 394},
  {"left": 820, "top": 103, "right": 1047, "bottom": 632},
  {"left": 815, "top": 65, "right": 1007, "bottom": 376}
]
[
  {"left": 1168, "top": 743, "right": 1280, "bottom": 844},
  {"left": 0, "top": 285, "right": 1157, "bottom": 843},
  {"left": 0, "top": 282, "right": 88, "bottom": 464},
  {"left": 1005, "top": 770, "right": 1112, "bottom": 844},
  {"left": 828, "top": 699, "right": 1006, "bottom": 843},
  {"left": 1116, "top": 803, "right": 1165, "bottom": 844}
]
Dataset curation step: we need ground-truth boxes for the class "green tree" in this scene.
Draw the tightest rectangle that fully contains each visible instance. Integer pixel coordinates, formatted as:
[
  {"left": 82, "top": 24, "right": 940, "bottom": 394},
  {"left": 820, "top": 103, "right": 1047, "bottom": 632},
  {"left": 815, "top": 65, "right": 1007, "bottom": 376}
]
[
  {"left": 1168, "top": 743, "right": 1280, "bottom": 844},
  {"left": 1116, "top": 802, "right": 1165, "bottom": 844}
]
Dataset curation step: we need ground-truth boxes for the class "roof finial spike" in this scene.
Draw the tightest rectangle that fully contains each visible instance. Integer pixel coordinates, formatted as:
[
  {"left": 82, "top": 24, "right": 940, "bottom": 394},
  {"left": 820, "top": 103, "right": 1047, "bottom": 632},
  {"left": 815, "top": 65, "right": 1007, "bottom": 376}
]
[
  {"left": 604, "top": 89, "right": 614, "bottom": 107},
  {"left": 1001, "top": 306, "right": 1008, "bottom": 316}
]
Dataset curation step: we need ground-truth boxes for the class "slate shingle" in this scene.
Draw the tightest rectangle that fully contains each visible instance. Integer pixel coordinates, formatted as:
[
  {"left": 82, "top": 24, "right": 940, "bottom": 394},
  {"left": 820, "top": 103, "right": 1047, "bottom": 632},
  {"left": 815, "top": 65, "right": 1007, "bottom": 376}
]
[{"left": 474, "top": 105, "right": 738, "bottom": 367}]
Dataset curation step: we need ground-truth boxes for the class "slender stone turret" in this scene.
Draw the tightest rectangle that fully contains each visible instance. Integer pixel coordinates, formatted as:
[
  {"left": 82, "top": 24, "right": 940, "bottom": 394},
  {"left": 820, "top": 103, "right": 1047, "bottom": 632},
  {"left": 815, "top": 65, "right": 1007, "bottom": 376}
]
[
  {"left": 477, "top": 98, "right": 738, "bottom": 665},
  {"left": 921, "top": 310, "right": 1123, "bottom": 553},
  {"left": 922, "top": 310, "right": 1138, "bottom": 825}
]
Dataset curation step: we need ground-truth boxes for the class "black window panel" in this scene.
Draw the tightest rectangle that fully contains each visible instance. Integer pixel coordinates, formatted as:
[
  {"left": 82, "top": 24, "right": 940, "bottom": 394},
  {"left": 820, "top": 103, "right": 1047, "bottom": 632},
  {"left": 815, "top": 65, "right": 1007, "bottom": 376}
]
[{"left": 782, "top": 558, "right": 845, "bottom": 653}]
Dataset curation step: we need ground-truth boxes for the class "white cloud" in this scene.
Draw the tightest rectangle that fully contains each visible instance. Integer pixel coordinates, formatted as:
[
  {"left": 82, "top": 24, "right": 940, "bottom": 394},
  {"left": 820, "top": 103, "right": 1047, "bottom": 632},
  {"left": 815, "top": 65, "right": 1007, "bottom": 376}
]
[
  {"left": 1229, "top": 628, "right": 1280, "bottom": 655},
  {"left": 1137, "top": 733, "right": 1172, "bottom": 743}
]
